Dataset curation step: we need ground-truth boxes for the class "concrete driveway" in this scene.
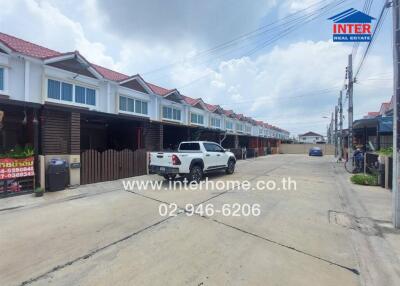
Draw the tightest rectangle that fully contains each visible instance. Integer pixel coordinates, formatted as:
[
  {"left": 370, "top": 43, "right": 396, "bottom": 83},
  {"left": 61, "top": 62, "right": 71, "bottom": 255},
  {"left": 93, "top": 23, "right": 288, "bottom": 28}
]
[{"left": 0, "top": 154, "right": 399, "bottom": 286}]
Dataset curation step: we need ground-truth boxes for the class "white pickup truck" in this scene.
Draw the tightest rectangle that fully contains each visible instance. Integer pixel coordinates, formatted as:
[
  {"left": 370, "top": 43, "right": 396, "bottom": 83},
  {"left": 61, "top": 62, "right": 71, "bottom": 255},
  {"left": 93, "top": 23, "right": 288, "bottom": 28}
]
[{"left": 149, "top": 141, "right": 236, "bottom": 182}]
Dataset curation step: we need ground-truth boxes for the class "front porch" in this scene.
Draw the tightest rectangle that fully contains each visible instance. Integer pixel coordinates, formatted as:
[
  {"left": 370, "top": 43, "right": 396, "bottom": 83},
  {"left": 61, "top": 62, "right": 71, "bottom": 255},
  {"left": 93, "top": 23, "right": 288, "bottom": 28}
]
[{"left": 0, "top": 98, "right": 40, "bottom": 196}]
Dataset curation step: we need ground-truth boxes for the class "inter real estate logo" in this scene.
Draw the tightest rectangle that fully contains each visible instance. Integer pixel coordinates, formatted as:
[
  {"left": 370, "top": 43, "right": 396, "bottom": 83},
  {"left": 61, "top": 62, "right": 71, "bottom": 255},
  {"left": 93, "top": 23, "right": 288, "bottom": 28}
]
[{"left": 328, "top": 8, "right": 375, "bottom": 42}]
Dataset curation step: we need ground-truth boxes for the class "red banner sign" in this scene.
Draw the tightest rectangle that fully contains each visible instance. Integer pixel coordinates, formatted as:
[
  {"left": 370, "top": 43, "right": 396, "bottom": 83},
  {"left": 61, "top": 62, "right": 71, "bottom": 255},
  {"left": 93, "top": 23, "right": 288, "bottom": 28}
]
[{"left": 0, "top": 157, "right": 34, "bottom": 180}]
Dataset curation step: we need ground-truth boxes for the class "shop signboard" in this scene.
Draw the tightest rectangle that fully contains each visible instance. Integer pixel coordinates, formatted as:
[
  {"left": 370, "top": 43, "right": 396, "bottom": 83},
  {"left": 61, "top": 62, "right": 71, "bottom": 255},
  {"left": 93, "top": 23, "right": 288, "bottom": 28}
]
[{"left": 0, "top": 157, "right": 35, "bottom": 180}]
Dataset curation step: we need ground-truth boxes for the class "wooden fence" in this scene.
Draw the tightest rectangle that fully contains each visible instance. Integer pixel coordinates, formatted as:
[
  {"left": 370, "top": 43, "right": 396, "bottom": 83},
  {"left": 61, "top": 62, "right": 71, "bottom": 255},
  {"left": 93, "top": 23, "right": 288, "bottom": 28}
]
[{"left": 81, "top": 149, "right": 147, "bottom": 185}]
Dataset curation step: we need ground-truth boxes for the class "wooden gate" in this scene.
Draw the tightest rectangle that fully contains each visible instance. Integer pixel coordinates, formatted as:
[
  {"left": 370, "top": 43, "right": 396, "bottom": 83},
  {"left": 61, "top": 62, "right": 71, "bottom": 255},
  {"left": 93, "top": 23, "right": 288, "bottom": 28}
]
[{"left": 80, "top": 149, "right": 147, "bottom": 185}]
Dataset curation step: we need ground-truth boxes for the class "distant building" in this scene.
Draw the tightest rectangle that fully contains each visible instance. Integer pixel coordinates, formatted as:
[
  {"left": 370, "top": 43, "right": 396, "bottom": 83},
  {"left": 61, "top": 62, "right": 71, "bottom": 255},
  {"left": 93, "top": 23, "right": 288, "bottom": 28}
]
[{"left": 298, "top": 131, "right": 325, "bottom": 144}]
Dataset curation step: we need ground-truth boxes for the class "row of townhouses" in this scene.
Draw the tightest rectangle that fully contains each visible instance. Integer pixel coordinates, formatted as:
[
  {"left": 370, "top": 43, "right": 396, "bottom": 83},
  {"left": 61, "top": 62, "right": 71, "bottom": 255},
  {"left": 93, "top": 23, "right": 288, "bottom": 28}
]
[{"left": 0, "top": 32, "right": 289, "bottom": 189}]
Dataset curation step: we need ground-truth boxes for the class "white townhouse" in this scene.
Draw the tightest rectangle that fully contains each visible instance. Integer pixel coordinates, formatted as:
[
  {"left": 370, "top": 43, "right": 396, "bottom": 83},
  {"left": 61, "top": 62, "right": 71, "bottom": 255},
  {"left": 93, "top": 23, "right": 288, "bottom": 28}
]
[{"left": 0, "top": 32, "right": 289, "bottom": 189}]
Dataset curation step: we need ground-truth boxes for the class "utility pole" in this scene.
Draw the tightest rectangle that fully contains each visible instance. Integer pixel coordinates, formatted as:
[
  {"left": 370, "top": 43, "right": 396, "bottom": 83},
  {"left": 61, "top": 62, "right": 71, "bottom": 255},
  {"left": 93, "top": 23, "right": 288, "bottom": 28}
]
[
  {"left": 393, "top": 0, "right": 400, "bottom": 228},
  {"left": 338, "top": 91, "right": 343, "bottom": 160},
  {"left": 326, "top": 124, "right": 330, "bottom": 143},
  {"left": 334, "top": 105, "right": 338, "bottom": 157},
  {"left": 331, "top": 112, "right": 334, "bottom": 144},
  {"left": 347, "top": 54, "right": 354, "bottom": 162}
]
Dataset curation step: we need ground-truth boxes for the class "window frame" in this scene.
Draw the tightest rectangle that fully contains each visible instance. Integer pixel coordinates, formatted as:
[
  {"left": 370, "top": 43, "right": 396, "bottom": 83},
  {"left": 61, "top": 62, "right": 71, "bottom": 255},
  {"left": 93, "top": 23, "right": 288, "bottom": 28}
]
[
  {"left": 225, "top": 120, "right": 234, "bottom": 131},
  {"left": 210, "top": 117, "right": 221, "bottom": 128},
  {"left": 46, "top": 77, "right": 97, "bottom": 108},
  {"left": 119, "top": 94, "right": 149, "bottom": 117},
  {"left": 236, "top": 122, "right": 244, "bottom": 132},
  {"left": 190, "top": 112, "right": 204, "bottom": 126},
  {"left": 204, "top": 142, "right": 224, "bottom": 153},
  {"left": 162, "top": 105, "right": 182, "bottom": 122}
]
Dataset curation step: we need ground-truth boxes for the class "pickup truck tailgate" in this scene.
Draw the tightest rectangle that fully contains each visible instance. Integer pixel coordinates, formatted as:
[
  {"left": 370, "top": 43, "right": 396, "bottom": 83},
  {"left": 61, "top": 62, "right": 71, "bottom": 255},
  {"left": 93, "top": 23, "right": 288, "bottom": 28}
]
[{"left": 150, "top": 152, "right": 175, "bottom": 167}]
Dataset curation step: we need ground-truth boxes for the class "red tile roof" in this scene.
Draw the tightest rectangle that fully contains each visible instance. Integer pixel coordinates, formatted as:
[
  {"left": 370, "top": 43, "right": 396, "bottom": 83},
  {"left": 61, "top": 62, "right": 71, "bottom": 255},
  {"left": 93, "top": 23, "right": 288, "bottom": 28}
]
[
  {"left": 92, "top": 64, "right": 129, "bottom": 82},
  {"left": 0, "top": 32, "right": 289, "bottom": 134},
  {"left": 146, "top": 82, "right": 173, "bottom": 96},
  {"left": 223, "top": 109, "right": 235, "bottom": 117},
  {"left": 182, "top": 95, "right": 199, "bottom": 105},
  {"left": 0, "top": 32, "right": 60, "bottom": 59},
  {"left": 205, "top": 103, "right": 218, "bottom": 112},
  {"left": 236, "top": 113, "right": 244, "bottom": 120}
]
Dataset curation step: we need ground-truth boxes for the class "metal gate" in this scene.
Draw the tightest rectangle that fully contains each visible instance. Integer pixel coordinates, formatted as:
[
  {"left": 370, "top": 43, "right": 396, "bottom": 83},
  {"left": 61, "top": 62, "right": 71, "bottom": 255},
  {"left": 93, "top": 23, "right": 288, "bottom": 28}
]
[{"left": 80, "top": 149, "right": 147, "bottom": 185}]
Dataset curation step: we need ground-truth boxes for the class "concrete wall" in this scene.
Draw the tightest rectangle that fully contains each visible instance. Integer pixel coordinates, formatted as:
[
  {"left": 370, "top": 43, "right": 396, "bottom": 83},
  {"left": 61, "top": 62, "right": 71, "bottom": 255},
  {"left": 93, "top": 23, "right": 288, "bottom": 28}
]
[{"left": 279, "top": 144, "right": 335, "bottom": 155}]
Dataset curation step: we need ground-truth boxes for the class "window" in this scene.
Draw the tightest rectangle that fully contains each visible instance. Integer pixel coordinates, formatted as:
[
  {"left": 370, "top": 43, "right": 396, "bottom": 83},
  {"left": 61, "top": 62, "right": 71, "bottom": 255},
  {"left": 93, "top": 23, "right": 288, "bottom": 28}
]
[
  {"left": 226, "top": 121, "right": 233, "bottom": 130},
  {"left": 86, "top": 88, "right": 96, "bottom": 105},
  {"left": 47, "top": 79, "right": 96, "bottom": 106},
  {"left": 211, "top": 117, "right": 221, "bottom": 128},
  {"left": 135, "top": 100, "right": 148, "bottom": 115},
  {"left": 236, "top": 123, "right": 243, "bottom": 132},
  {"left": 163, "top": 106, "right": 181, "bottom": 121},
  {"left": 191, "top": 113, "right": 204, "bottom": 125},
  {"left": 179, "top": 142, "right": 200, "bottom": 151},
  {"left": 245, "top": 125, "right": 251, "bottom": 133},
  {"left": 119, "top": 96, "right": 149, "bottom": 115},
  {"left": 75, "top": 86, "right": 85, "bottom": 103},
  {"left": 204, "top": 143, "right": 224, "bottom": 152},
  {"left": 48, "top": 79, "right": 61, "bottom": 100},
  {"left": 0, "top": 67, "right": 4, "bottom": 91},
  {"left": 61, "top": 82, "right": 73, "bottom": 101},
  {"left": 120, "top": 96, "right": 127, "bottom": 111},
  {"left": 75, "top": 85, "right": 96, "bottom": 106}
]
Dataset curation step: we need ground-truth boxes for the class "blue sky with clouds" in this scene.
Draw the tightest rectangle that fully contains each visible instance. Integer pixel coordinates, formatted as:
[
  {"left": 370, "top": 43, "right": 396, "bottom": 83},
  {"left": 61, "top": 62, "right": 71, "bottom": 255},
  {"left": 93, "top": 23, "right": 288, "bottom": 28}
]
[{"left": 0, "top": 0, "right": 393, "bottom": 136}]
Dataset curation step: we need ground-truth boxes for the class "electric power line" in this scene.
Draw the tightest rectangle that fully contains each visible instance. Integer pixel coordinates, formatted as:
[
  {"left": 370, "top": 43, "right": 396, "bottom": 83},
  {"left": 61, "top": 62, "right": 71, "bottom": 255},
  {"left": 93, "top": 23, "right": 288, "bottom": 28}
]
[
  {"left": 354, "top": 0, "right": 390, "bottom": 79},
  {"left": 174, "top": 0, "right": 351, "bottom": 90}
]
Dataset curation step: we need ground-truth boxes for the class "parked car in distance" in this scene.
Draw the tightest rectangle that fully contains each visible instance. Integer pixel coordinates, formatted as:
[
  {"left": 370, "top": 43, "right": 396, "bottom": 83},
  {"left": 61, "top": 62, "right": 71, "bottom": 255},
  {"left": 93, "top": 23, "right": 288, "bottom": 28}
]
[
  {"left": 309, "top": 147, "right": 323, "bottom": 156},
  {"left": 149, "top": 141, "right": 236, "bottom": 182}
]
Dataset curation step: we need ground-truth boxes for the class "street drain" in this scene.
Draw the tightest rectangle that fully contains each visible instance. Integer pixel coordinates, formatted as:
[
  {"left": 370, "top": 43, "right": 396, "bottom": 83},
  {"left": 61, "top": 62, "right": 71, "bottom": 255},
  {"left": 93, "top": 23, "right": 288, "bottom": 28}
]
[{"left": 328, "top": 210, "right": 381, "bottom": 236}]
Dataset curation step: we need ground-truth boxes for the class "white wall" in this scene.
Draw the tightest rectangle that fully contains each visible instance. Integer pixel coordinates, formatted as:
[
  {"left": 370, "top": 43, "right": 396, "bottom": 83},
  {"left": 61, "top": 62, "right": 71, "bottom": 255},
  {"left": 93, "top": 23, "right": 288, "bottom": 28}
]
[{"left": 1, "top": 52, "right": 290, "bottom": 139}]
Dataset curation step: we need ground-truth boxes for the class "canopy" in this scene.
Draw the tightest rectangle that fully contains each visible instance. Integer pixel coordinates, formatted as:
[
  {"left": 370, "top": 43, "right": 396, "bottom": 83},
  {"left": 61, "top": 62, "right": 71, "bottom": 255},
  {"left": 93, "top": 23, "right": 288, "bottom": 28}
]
[{"left": 378, "top": 116, "right": 393, "bottom": 133}]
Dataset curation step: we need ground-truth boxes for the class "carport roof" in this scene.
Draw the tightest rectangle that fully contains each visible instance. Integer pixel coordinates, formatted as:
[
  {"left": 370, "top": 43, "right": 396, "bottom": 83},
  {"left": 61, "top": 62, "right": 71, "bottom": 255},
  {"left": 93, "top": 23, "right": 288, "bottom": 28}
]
[{"left": 353, "top": 117, "right": 378, "bottom": 129}]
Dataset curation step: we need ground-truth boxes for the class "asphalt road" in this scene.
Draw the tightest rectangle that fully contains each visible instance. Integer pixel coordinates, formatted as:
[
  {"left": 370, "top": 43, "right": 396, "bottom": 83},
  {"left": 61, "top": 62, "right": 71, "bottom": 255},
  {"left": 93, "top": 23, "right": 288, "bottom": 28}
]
[{"left": 0, "top": 154, "right": 398, "bottom": 286}]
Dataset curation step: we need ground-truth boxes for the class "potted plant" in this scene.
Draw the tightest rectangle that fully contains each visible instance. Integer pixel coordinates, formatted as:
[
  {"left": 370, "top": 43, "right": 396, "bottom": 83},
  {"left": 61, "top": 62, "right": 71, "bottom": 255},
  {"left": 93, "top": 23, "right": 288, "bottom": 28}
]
[{"left": 34, "top": 187, "right": 44, "bottom": 197}]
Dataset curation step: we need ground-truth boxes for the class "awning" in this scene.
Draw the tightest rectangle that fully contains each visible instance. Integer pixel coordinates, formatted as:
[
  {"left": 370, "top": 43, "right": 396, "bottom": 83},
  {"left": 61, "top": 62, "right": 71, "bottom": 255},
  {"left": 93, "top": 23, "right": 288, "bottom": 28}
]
[
  {"left": 353, "top": 117, "right": 378, "bottom": 129},
  {"left": 378, "top": 116, "right": 393, "bottom": 133}
]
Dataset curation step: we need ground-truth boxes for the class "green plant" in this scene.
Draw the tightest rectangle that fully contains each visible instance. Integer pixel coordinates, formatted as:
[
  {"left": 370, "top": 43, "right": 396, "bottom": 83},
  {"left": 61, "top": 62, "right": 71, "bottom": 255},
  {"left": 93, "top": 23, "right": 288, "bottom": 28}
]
[
  {"left": 0, "top": 145, "right": 35, "bottom": 159},
  {"left": 350, "top": 174, "right": 378, "bottom": 186},
  {"left": 377, "top": 147, "right": 393, "bottom": 157},
  {"left": 23, "top": 145, "right": 34, "bottom": 157}
]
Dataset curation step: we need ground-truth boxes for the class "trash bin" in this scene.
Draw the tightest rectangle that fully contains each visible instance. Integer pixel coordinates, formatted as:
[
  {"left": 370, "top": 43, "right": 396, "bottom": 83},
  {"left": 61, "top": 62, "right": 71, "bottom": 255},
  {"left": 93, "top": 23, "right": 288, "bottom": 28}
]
[{"left": 47, "top": 159, "right": 69, "bottom": 192}]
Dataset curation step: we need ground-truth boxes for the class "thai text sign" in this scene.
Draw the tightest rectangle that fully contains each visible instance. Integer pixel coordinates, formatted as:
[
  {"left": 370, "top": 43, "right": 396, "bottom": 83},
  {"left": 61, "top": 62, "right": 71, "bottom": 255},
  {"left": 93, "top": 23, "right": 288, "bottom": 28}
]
[{"left": 0, "top": 157, "right": 34, "bottom": 179}]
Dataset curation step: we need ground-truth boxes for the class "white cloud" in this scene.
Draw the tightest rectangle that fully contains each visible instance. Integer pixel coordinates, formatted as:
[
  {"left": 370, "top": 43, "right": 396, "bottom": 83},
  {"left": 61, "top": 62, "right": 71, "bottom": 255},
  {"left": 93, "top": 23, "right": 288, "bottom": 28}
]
[
  {"left": 285, "top": 0, "right": 321, "bottom": 13},
  {"left": 0, "top": 0, "right": 116, "bottom": 68},
  {"left": 170, "top": 40, "right": 391, "bottom": 135}
]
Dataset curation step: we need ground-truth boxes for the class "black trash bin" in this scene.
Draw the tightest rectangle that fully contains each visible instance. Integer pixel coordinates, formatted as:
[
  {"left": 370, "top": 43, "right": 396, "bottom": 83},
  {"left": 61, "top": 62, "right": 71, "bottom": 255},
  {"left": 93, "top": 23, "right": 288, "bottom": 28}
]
[{"left": 47, "top": 159, "right": 69, "bottom": 192}]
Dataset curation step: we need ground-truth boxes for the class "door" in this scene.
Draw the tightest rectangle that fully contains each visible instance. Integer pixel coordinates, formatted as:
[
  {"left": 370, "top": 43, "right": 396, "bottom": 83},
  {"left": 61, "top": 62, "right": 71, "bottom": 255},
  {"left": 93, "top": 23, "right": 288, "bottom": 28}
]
[
  {"left": 203, "top": 143, "right": 227, "bottom": 169},
  {"left": 212, "top": 143, "right": 230, "bottom": 166}
]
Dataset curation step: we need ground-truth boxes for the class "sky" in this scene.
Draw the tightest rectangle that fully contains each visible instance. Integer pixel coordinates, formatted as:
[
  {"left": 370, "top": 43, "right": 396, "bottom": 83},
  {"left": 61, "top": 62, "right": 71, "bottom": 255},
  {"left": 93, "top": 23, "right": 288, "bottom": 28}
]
[{"left": 0, "top": 0, "right": 393, "bottom": 137}]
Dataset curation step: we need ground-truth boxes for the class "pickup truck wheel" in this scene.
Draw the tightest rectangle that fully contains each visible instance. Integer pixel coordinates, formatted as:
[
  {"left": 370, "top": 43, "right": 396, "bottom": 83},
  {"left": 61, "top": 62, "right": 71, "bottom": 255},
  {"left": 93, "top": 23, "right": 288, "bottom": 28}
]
[
  {"left": 163, "top": 174, "right": 176, "bottom": 180},
  {"left": 225, "top": 159, "right": 235, "bottom": 174},
  {"left": 188, "top": 165, "right": 203, "bottom": 183}
]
